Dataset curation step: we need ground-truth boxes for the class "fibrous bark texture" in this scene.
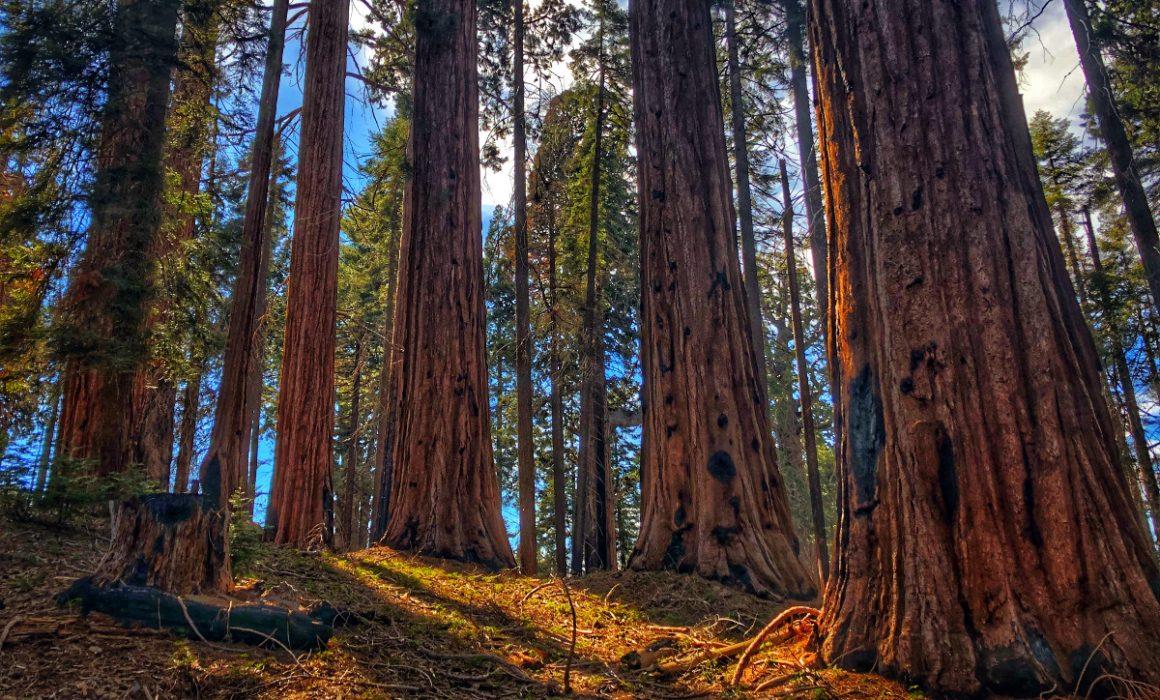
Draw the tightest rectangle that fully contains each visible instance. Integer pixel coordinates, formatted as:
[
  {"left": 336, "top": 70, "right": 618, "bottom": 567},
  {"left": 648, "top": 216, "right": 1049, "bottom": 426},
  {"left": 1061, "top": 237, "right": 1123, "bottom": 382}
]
[
  {"left": 201, "top": 0, "right": 289, "bottom": 510},
  {"left": 627, "top": 0, "right": 815, "bottom": 599},
  {"left": 808, "top": 0, "right": 1160, "bottom": 694},
  {"left": 381, "top": 0, "right": 515, "bottom": 569},
  {"left": 55, "top": 0, "right": 181, "bottom": 476},
  {"left": 267, "top": 0, "right": 348, "bottom": 544},
  {"left": 93, "top": 494, "right": 230, "bottom": 595}
]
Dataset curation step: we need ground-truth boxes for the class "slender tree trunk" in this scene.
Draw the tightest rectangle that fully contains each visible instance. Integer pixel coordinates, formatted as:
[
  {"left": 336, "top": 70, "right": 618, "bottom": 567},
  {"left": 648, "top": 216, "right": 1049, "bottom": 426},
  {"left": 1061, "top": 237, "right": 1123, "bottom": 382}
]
[
  {"left": 199, "top": 0, "right": 289, "bottom": 511},
  {"left": 628, "top": 0, "right": 815, "bottom": 598},
  {"left": 56, "top": 0, "right": 182, "bottom": 476},
  {"left": 779, "top": 159, "right": 829, "bottom": 582},
  {"left": 574, "top": 26, "right": 613, "bottom": 574},
  {"left": 547, "top": 218, "right": 568, "bottom": 576},
  {"left": 247, "top": 403, "right": 261, "bottom": 509},
  {"left": 35, "top": 382, "right": 61, "bottom": 493},
  {"left": 267, "top": 0, "right": 348, "bottom": 545},
  {"left": 783, "top": 0, "right": 828, "bottom": 346},
  {"left": 512, "top": 0, "right": 537, "bottom": 575},
  {"left": 1063, "top": 0, "right": 1160, "bottom": 313},
  {"left": 724, "top": 0, "right": 765, "bottom": 383},
  {"left": 381, "top": 0, "right": 514, "bottom": 568},
  {"left": 809, "top": 0, "right": 1160, "bottom": 693},
  {"left": 1048, "top": 157, "right": 1089, "bottom": 305},
  {"left": 339, "top": 337, "right": 364, "bottom": 551},
  {"left": 172, "top": 369, "right": 202, "bottom": 494},
  {"left": 1082, "top": 207, "right": 1160, "bottom": 545},
  {"left": 130, "top": 0, "right": 220, "bottom": 489}
]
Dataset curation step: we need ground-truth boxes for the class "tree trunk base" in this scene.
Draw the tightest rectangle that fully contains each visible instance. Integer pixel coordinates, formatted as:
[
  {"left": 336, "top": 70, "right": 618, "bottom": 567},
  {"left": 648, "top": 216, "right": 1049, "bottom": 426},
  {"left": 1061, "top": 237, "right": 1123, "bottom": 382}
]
[
  {"left": 57, "top": 578, "right": 333, "bottom": 651},
  {"left": 94, "top": 493, "right": 231, "bottom": 595}
]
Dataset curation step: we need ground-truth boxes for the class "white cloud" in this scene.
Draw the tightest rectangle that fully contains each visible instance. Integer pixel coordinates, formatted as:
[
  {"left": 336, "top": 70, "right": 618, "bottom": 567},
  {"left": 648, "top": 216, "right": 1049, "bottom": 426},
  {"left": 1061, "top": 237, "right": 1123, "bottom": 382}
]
[{"left": 1017, "top": 3, "right": 1087, "bottom": 129}]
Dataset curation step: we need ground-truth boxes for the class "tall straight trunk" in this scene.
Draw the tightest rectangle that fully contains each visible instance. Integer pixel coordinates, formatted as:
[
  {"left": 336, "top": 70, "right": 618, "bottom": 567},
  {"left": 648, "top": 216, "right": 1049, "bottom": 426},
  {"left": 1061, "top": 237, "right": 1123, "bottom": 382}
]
[
  {"left": 381, "top": 0, "right": 514, "bottom": 568},
  {"left": 130, "top": 0, "right": 220, "bottom": 488},
  {"left": 1048, "top": 157, "right": 1089, "bottom": 305},
  {"left": 173, "top": 369, "right": 202, "bottom": 493},
  {"left": 574, "top": 26, "right": 614, "bottom": 574},
  {"left": 247, "top": 403, "right": 261, "bottom": 509},
  {"left": 783, "top": 0, "right": 828, "bottom": 345},
  {"left": 241, "top": 154, "right": 281, "bottom": 506},
  {"left": 35, "top": 382, "right": 61, "bottom": 493},
  {"left": 56, "top": 0, "right": 182, "bottom": 476},
  {"left": 809, "top": 0, "right": 1160, "bottom": 693},
  {"left": 628, "top": 0, "right": 814, "bottom": 598},
  {"left": 370, "top": 290, "right": 398, "bottom": 540},
  {"left": 199, "top": 0, "right": 289, "bottom": 510},
  {"left": 1082, "top": 208, "right": 1160, "bottom": 545},
  {"left": 779, "top": 159, "right": 829, "bottom": 581},
  {"left": 547, "top": 218, "right": 568, "bottom": 576},
  {"left": 267, "top": 0, "right": 348, "bottom": 544},
  {"left": 724, "top": 0, "right": 765, "bottom": 383},
  {"left": 512, "top": 0, "right": 536, "bottom": 575},
  {"left": 1063, "top": 0, "right": 1160, "bottom": 313},
  {"left": 339, "top": 337, "right": 364, "bottom": 551}
]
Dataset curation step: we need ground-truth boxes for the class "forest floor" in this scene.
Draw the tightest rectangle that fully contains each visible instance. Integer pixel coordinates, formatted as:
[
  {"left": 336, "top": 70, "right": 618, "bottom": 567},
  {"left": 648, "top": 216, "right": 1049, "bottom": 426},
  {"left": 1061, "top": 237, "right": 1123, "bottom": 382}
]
[{"left": 0, "top": 515, "right": 916, "bottom": 699}]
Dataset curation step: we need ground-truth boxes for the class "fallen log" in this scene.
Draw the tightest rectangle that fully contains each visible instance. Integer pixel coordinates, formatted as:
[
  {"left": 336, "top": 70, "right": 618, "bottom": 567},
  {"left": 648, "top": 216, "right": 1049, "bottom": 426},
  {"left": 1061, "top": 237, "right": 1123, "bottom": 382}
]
[{"left": 57, "top": 577, "right": 332, "bottom": 651}]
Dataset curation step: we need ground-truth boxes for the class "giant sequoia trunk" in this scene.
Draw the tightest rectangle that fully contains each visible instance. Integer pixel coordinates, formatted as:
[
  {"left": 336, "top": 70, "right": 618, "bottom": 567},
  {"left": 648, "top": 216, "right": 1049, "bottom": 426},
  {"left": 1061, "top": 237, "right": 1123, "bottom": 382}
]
[
  {"left": 511, "top": 0, "right": 537, "bottom": 575},
  {"left": 627, "top": 0, "right": 814, "bottom": 599},
  {"left": 380, "top": 0, "right": 514, "bottom": 569},
  {"left": 1062, "top": 0, "right": 1160, "bottom": 315},
  {"left": 130, "top": 0, "right": 221, "bottom": 488},
  {"left": 267, "top": 0, "right": 348, "bottom": 543},
  {"left": 200, "top": 0, "right": 289, "bottom": 511},
  {"left": 808, "top": 0, "right": 1160, "bottom": 693},
  {"left": 56, "top": 0, "right": 182, "bottom": 476}
]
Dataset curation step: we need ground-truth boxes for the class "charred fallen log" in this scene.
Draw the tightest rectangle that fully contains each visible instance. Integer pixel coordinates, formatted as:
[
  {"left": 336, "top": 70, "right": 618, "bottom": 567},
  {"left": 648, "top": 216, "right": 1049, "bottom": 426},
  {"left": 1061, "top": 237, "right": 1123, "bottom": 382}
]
[{"left": 57, "top": 578, "right": 333, "bottom": 651}]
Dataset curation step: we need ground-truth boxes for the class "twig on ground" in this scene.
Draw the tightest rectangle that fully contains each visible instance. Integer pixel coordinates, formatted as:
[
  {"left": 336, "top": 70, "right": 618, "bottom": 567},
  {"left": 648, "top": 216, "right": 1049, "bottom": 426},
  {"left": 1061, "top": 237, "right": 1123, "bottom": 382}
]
[
  {"left": 730, "top": 606, "right": 820, "bottom": 686},
  {"left": 0, "top": 615, "right": 26, "bottom": 652}
]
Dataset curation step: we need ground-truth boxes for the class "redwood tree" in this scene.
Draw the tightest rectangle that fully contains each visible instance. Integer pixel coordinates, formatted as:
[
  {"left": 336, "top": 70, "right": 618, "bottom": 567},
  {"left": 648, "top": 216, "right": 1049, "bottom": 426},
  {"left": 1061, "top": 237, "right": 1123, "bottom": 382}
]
[
  {"left": 627, "top": 0, "right": 815, "bottom": 599},
  {"left": 380, "top": 0, "right": 514, "bottom": 568},
  {"left": 200, "top": 0, "right": 289, "bottom": 510},
  {"left": 266, "top": 0, "right": 348, "bottom": 543},
  {"left": 809, "top": 0, "right": 1160, "bottom": 693},
  {"left": 56, "top": 0, "right": 182, "bottom": 475}
]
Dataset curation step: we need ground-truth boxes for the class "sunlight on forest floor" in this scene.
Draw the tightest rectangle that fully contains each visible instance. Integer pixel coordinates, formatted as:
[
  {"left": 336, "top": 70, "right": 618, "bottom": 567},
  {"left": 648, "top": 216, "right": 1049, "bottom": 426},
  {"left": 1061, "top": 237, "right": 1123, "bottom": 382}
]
[{"left": 0, "top": 517, "right": 917, "bottom": 698}]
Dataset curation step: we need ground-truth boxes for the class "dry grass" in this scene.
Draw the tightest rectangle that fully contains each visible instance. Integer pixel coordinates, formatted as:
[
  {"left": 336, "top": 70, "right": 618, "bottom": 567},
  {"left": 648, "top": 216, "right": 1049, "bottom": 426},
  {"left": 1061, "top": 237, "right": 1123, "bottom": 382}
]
[{"left": 0, "top": 516, "right": 919, "bottom": 698}]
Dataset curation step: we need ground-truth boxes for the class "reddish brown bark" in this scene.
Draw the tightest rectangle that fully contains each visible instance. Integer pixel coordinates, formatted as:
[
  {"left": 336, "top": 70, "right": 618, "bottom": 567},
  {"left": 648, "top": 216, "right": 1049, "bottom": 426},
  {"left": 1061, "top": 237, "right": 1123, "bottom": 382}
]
[
  {"left": 56, "top": 0, "right": 182, "bottom": 476},
  {"left": 512, "top": 0, "right": 537, "bottom": 575},
  {"left": 808, "top": 0, "right": 1160, "bottom": 693},
  {"left": 380, "top": 0, "right": 514, "bottom": 568},
  {"left": 627, "top": 0, "right": 814, "bottom": 599},
  {"left": 172, "top": 369, "right": 201, "bottom": 493},
  {"left": 199, "top": 0, "right": 289, "bottom": 510},
  {"left": 779, "top": 160, "right": 829, "bottom": 582},
  {"left": 267, "top": 0, "right": 348, "bottom": 545}
]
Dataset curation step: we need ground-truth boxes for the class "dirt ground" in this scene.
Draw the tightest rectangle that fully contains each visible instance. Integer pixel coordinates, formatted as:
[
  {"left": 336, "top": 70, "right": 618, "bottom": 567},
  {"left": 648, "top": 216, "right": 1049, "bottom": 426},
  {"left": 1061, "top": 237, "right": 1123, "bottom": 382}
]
[{"left": 0, "top": 515, "right": 916, "bottom": 699}]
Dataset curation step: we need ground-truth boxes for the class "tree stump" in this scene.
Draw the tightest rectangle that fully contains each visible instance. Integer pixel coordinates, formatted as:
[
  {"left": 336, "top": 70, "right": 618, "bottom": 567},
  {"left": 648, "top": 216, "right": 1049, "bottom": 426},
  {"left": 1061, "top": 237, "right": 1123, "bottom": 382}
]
[{"left": 92, "top": 494, "right": 231, "bottom": 595}]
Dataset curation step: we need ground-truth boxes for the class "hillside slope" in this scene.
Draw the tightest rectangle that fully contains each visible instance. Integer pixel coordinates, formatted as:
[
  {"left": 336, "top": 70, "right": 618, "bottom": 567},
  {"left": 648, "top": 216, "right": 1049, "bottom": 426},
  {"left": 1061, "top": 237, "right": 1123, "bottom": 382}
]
[{"left": 0, "top": 517, "right": 912, "bottom": 698}]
